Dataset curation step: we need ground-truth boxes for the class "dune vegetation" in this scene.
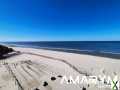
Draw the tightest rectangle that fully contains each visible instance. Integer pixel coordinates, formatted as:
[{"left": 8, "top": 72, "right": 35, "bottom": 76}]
[{"left": 0, "top": 45, "right": 13, "bottom": 58}]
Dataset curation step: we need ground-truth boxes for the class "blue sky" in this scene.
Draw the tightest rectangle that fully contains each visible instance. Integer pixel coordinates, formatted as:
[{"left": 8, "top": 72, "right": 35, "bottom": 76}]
[{"left": 0, "top": 0, "right": 120, "bottom": 41}]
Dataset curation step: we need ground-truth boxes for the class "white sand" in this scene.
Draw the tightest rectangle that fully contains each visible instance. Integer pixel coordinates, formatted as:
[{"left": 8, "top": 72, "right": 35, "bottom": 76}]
[{"left": 0, "top": 47, "right": 120, "bottom": 90}]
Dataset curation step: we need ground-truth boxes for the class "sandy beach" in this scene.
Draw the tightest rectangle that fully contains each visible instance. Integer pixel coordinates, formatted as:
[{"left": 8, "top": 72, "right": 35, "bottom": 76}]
[{"left": 0, "top": 47, "right": 120, "bottom": 90}]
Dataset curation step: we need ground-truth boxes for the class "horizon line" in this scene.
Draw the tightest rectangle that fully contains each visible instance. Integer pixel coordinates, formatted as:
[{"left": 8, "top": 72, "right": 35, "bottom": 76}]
[{"left": 1, "top": 40, "right": 120, "bottom": 42}]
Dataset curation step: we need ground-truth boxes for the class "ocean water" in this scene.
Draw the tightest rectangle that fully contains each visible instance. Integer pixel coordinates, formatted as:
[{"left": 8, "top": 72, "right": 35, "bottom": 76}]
[
  {"left": 3, "top": 41, "right": 120, "bottom": 59},
  {"left": 4, "top": 41, "right": 120, "bottom": 53}
]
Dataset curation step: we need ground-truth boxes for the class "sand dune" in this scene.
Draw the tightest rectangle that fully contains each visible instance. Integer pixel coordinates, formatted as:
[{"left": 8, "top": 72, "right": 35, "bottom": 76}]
[{"left": 0, "top": 47, "right": 120, "bottom": 90}]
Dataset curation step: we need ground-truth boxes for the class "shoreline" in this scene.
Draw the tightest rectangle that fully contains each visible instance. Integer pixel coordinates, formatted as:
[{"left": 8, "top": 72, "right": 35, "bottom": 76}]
[{"left": 6, "top": 44, "right": 120, "bottom": 60}]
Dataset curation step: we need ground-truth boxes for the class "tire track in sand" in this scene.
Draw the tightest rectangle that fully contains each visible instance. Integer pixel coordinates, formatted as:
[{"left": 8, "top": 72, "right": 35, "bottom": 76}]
[
  {"left": 23, "top": 52, "right": 91, "bottom": 76},
  {"left": 4, "top": 63, "right": 24, "bottom": 90}
]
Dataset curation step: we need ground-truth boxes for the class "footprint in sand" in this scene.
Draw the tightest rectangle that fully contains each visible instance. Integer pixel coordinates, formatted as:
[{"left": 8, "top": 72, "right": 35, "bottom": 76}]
[
  {"left": 37, "top": 75, "right": 64, "bottom": 90},
  {"left": 34, "top": 88, "right": 40, "bottom": 90},
  {"left": 57, "top": 75, "right": 63, "bottom": 78},
  {"left": 51, "top": 77, "right": 56, "bottom": 81},
  {"left": 43, "top": 81, "right": 48, "bottom": 87},
  {"left": 41, "top": 81, "right": 52, "bottom": 90},
  {"left": 34, "top": 81, "right": 52, "bottom": 90}
]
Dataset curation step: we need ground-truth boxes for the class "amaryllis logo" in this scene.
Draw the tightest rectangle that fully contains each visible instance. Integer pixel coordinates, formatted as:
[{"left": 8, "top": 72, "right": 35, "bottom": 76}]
[
  {"left": 111, "top": 79, "right": 119, "bottom": 90},
  {"left": 60, "top": 75, "right": 119, "bottom": 90}
]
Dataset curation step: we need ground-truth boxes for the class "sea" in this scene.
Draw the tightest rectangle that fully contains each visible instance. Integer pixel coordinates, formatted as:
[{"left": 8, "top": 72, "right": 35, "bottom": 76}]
[{"left": 3, "top": 41, "right": 120, "bottom": 59}]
